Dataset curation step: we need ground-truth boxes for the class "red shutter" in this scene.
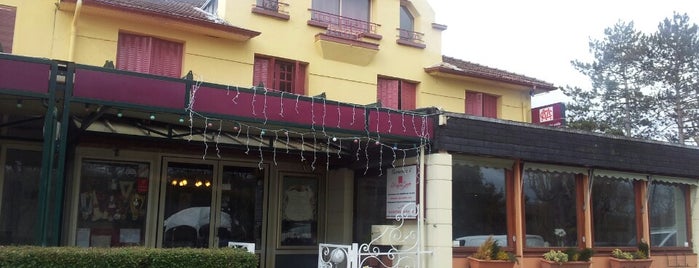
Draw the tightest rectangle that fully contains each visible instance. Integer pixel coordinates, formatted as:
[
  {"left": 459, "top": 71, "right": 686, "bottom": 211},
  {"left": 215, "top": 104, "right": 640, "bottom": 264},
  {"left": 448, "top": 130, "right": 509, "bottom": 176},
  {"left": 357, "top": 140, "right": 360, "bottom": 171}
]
[
  {"left": 294, "top": 62, "right": 307, "bottom": 95},
  {"left": 399, "top": 81, "right": 416, "bottom": 110},
  {"left": 116, "top": 33, "right": 152, "bottom": 74},
  {"left": 253, "top": 57, "right": 270, "bottom": 88},
  {"left": 0, "top": 5, "right": 16, "bottom": 53},
  {"left": 465, "top": 92, "right": 483, "bottom": 116},
  {"left": 482, "top": 94, "right": 498, "bottom": 118},
  {"left": 150, "top": 37, "right": 182, "bottom": 78},
  {"left": 377, "top": 78, "right": 399, "bottom": 109}
]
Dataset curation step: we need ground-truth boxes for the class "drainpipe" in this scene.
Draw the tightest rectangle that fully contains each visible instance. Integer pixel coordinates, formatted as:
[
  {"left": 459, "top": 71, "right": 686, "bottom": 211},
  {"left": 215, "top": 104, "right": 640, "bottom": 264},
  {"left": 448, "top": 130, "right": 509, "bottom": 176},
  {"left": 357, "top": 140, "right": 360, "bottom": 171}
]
[{"left": 68, "top": 0, "right": 83, "bottom": 61}]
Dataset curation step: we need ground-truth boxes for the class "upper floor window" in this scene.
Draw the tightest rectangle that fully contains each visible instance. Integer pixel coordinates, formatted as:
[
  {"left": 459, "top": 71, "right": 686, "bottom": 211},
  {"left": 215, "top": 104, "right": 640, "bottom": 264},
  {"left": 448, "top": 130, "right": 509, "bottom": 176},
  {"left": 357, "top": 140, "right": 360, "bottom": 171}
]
[
  {"left": 312, "top": 0, "right": 370, "bottom": 21},
  {"left": 399, "top": 5, "right": 414, "bottom": 36},
  {"left": 116, "top": 32, "right": 183, "bottom": 78},
  {"left": 0, "top": 5, "right": 16, "bottom": 53},
  {"left": 253, "top": 55, "right": 306, "bottom": 95},
  {"left": 465, "top": 91, "right": 498, "bottom": 118},
  {"left": 377, "top": 78, "right": 416, "bottom": 110}
]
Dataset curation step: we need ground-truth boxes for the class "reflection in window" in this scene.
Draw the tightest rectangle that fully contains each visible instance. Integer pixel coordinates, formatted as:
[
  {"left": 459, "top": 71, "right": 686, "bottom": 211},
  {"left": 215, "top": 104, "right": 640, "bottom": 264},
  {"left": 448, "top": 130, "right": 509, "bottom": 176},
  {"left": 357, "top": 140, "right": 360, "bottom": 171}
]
[
  {"left": 592, "top": 178, "right": 635, "bottom": 247},
  {"left": 524, "top": 171, "right": 577, "bottom": 248},
  {"left": 76, "top": 160, "right": 150, "bottom": 247},
  {"left": 219, "top": 167, "right": 264, "bottom": 248},
  {"left": 649, "top": 182, "right": 688, "bottom": 247},
  {"left": 0, "top": 149, "right": 42, "bottom": 245},
  {"left": 452, "top": 162, "right": 507, "bottom": 246}
]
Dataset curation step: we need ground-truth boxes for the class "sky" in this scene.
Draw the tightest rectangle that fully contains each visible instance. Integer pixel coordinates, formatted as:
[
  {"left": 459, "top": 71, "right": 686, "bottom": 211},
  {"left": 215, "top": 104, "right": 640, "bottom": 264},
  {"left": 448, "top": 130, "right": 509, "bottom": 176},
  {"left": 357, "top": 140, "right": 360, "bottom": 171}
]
[{"left": 426, "top": 0, "right": 699, "bottom": 107}]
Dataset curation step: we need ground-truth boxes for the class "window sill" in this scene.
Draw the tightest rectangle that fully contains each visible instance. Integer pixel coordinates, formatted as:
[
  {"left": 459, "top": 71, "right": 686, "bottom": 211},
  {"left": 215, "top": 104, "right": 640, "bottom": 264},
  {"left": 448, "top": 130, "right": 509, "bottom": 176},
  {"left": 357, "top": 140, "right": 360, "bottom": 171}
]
[
  {"left": 396, "top": 39, "right": 425, "bottom": 49},
  {"left": 307, "top": 20, "right": 382, "bottom": 40},
  {"left": 251, "top": 7, "right": 290, "bottom": 20}
]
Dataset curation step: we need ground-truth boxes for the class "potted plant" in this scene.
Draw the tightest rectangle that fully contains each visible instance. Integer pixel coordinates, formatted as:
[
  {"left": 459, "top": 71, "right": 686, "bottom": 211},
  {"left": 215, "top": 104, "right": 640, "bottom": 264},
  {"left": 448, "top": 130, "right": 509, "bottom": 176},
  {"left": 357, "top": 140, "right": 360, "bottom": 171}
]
[
  {"left": 609, "top": 242, "right": 652, "bottom": 268},
  {"left": 466, "top": 236, "right": 517, "bottom": 268},
  {"left": 540, "top": 248, "right": 593, "bottom": 268}
]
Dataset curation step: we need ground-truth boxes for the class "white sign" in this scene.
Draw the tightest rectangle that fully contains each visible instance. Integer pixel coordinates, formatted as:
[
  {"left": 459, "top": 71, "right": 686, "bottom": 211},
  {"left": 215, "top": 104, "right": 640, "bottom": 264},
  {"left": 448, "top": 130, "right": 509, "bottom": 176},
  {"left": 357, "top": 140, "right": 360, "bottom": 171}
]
[
  {"left": 386, "top": 165, "right": 417, "bottom": 219},
  {"left": 539, "top": 106, "right": 554, "bottom": 122}
]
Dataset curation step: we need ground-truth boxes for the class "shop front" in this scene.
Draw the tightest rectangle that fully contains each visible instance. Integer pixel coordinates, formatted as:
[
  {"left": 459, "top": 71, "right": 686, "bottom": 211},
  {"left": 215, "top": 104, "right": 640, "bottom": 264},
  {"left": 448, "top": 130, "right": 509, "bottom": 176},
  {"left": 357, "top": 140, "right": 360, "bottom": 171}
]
[{"left": 0, "top": 53, "right": 434, "bottom": 267}]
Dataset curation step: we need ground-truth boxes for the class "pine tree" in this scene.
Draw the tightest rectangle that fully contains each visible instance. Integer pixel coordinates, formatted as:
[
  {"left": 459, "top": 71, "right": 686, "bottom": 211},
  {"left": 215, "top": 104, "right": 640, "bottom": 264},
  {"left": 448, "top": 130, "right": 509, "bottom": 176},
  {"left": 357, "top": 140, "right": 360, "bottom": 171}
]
[
  {"left": 566, "top": 21, "right": 656, "bottom": 138},
  {"left": 647, "top": 12, "right": 699, "bottom": 145}
]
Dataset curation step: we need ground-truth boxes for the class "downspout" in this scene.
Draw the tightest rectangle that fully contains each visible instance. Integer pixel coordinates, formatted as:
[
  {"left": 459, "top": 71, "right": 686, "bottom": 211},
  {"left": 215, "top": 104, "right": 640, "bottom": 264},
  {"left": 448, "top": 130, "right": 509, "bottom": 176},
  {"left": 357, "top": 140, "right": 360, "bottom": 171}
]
[{"left": 68, "top": 0, "right": 83, "bottom": 61}]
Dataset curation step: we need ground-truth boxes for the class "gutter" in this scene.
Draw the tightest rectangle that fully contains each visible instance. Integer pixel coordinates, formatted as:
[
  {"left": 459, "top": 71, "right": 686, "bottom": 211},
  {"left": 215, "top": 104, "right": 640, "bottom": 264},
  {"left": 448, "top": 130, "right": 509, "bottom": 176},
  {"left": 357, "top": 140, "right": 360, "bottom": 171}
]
[{"left": 68, "top": 0, "right": 83, "bottom": 61}]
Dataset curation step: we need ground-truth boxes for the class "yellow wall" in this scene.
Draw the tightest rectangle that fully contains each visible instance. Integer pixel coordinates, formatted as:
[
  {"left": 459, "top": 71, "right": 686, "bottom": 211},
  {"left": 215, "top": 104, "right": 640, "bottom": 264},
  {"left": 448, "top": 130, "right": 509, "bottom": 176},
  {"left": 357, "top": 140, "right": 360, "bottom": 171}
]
[{"left": 2, "top": 0, "right": 532, "bottom": 122}]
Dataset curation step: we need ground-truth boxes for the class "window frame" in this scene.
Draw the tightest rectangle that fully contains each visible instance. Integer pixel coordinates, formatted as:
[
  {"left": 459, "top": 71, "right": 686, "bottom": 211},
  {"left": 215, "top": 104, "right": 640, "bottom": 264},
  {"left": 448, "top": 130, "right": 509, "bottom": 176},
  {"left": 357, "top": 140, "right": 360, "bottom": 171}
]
[
  {"left": 253, "top": 54, "right": 307, "bottom": 95},
  {"left": 647, "top": 182, "right": 693, "bottom": 252}
]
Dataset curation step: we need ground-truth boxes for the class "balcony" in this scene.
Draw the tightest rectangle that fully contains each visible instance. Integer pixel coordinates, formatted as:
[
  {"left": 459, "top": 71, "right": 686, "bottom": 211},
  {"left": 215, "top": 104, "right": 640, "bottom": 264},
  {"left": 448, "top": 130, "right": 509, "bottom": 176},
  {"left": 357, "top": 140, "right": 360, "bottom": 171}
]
[
  {"left": 307, "top": 9, "right": 382, "bottom": 40},
  {"left": 251, "top": 0, "right": 290, "bottom": 20},
  {"left": 396, "top": 28, "right": 425, "bottom": 49}
]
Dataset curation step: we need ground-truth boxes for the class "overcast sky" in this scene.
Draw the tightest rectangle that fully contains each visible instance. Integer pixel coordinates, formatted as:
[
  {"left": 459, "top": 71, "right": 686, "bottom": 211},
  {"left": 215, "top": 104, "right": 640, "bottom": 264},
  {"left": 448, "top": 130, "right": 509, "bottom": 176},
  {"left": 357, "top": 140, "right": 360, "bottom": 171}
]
[{"left": 426, "top": 0, "right": 699, "bottom": 107}]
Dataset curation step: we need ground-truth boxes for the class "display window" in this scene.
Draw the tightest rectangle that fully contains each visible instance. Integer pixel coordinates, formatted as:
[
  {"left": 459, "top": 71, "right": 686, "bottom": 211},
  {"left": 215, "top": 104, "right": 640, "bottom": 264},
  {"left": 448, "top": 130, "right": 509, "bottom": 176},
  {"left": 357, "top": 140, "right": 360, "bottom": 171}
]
[{"left": 75, "top": 159, "right": 150, "bottom": 247}]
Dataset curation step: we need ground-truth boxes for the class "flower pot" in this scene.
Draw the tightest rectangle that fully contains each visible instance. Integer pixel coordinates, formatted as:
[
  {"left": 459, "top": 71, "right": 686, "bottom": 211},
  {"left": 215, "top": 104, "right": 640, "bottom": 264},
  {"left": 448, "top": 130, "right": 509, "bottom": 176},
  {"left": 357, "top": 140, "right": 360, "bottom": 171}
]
[
  {"left": 467, "top": 257, "right": 515, "bottom": 268},
  {"left": 540, "top": 259, "right": 591, "bottom": 268},
  {"left": 609, "top": 258, "right": 653, "bottom": 268}
]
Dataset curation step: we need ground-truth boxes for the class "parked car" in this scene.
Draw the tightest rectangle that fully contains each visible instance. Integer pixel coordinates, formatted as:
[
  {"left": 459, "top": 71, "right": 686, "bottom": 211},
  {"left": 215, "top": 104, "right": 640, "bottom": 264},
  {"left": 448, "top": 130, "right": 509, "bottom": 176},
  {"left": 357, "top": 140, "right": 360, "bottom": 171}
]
[{"left": 455, "top": 234, "right": 545, "bottom": 247}]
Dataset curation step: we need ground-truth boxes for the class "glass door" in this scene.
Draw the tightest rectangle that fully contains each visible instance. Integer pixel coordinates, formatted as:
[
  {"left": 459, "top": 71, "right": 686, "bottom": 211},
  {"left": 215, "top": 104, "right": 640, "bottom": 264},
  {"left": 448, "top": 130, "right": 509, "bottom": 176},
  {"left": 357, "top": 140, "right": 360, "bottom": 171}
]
[
  {"left": 0, "top": 148, "right": 42, "bottom": 245},
  {"left": 160, "top": 161, "right": 215, "bottom": 248},
  {"left": 216, "top": 165, "right": 265, "bottom": 249}
]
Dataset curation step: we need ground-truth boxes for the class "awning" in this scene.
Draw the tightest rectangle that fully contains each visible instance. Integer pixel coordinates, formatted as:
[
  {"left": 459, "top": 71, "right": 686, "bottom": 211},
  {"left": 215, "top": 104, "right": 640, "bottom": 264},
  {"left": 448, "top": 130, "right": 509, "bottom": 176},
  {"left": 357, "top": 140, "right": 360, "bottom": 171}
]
[
  {"left": 523, "top": 162, "right": 587, "bottom": 175},
  {"left": 594, "top": 169, "right": 647, "bottom": 181},
  {"left": 652, "top": 175, "right": 699, "bottom": 186}
]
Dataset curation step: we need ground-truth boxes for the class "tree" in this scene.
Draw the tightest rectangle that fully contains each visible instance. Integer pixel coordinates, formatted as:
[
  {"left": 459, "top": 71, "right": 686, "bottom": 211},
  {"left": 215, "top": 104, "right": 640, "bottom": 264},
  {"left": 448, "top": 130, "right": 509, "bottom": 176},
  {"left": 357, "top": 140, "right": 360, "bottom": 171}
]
[
  {"left": 647, "top": 12, "right": 699, "bottom": 145},
  {"left": 565, "top": 21, "right": 656, "bottom": 138}
]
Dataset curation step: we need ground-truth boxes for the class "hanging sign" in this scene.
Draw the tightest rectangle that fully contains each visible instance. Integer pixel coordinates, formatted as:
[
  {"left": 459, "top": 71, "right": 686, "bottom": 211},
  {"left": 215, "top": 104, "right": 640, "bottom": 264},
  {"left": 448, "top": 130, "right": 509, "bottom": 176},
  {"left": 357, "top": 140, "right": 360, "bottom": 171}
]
[{"left": 386, "top": 165, "right": 417, "bottom": 219}]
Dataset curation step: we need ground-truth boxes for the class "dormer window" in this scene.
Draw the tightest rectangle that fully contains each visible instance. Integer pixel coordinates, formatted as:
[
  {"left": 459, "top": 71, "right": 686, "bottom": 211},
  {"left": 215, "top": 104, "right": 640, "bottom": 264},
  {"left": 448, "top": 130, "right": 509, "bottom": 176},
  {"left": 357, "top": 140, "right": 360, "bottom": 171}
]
[{"left": 201, "top": 0, "right": 217, "bottom": 14}]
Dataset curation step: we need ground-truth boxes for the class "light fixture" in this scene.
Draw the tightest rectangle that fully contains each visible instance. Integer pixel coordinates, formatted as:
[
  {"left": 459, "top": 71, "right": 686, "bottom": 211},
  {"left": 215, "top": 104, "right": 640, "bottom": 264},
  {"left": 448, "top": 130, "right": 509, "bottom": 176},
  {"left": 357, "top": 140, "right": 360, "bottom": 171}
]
[
  {"left": 16, "top": 99, "right": 23, "bottom": 108},
  {"left": 117, "top": 110, "right": 123, "bottom": 118},
  {"left": 149, "top": 113, "right": 156, "bottom": 120},
  {"left": 178, "top": 116, "right": 185, "bottom": 123},
  {"left": 195, "top": 180, "right": 203, "bottom": 187},
  {"left": 84, "top": 103, "right": 90, "bottom": 112},
  {"left": 171, "top": 180, "right": 178, "bottom": 186},
  {"left": 205, "top": 181, "right": 211, "bottom": 187}
]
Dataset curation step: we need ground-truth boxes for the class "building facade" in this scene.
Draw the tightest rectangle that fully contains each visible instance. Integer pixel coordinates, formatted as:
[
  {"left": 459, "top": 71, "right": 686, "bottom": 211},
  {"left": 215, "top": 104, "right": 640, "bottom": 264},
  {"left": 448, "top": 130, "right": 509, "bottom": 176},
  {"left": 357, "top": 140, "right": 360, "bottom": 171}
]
[{"left": 1, "top": 1, "right": 698, "bottom": 268}]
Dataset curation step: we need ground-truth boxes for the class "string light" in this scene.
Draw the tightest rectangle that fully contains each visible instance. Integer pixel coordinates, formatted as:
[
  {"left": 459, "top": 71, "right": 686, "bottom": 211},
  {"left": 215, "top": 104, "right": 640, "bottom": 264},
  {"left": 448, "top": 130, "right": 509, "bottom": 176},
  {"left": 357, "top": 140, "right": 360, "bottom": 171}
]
[
  {"left": 181, "top": 79, "right": 435, "bottom": 174},
  {"left": 149, "top": 113, "right": 156, "bottom": 120}
]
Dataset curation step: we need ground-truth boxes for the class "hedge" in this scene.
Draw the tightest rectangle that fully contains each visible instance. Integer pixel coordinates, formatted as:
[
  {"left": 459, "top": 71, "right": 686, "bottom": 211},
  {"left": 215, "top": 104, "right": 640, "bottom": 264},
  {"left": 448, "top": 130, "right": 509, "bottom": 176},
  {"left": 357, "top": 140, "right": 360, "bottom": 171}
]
[{"left": 0, "top": 246, "right": 258, "bottom": 268}]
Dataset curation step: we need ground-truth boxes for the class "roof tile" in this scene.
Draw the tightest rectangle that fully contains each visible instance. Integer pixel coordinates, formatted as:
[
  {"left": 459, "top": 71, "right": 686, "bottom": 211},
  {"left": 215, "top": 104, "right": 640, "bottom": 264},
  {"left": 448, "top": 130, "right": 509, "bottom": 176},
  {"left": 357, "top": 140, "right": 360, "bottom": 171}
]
[{"left": 440, "top": 55, "right": 556, "bottom": 90}]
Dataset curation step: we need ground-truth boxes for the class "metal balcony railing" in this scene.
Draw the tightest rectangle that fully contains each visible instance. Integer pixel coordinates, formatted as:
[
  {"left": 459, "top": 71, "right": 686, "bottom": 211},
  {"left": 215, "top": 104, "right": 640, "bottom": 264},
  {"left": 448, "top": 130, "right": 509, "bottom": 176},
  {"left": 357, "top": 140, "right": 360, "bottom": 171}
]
[
  {"left": 254, "top": 0, "right": 289, "bottom": 14},
  {"left": 397, "top": 28, "right": 424, "bottom": 43},
  {"left": 309, "top": 9, "right": 380, "bottom": 39}
]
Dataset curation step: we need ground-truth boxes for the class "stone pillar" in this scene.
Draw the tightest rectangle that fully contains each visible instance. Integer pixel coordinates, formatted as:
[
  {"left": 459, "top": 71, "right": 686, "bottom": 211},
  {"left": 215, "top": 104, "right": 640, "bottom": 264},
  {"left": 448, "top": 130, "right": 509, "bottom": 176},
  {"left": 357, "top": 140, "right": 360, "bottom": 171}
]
[
  {"left": 424, "top": 153, "right": 453, "bottom": 268},
  {"left": 325, "top": 168, "right": 354, "bottom": 243}
]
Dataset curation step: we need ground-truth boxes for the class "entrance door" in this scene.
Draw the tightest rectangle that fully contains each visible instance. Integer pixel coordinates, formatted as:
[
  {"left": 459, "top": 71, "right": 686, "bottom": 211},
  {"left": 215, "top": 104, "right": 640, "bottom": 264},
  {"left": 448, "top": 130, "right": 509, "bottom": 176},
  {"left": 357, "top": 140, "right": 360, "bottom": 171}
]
[
  {"left": 160, "top": 161, "right": 215, "bottom": 248},
  {"left": 158, "top": 159, "right": 267, "bottom": 260}
]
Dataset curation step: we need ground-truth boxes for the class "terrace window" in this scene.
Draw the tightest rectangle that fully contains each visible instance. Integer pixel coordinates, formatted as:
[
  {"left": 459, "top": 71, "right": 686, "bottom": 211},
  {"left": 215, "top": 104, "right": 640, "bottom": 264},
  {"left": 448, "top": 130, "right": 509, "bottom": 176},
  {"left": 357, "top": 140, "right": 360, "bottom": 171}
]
[
  {"left": 465, "top": 91, "right": 498, "bottom": 118},
  {"left": 116, "top": 32, "right": 183, "bottom": 78},
  {"left": 648, "top": 182, "right": 690, "bottom": 248},
  {"left": 253, "top": 55, "right": 306, "bottom": 95},
  {"left": 396, "top": 4, "right": 424, "bottom": 48},
  {"left": 309, "top": 0, "right": 379, "bottom": 40},
  {"left": 0, "top": 5, "right": 16, "bottom": 53},
  {"left": 592, "top": 176, "right": 637, "bottom": 247},
  {"left": 377, "top": 78, "right": 416, "bottom": 110}
]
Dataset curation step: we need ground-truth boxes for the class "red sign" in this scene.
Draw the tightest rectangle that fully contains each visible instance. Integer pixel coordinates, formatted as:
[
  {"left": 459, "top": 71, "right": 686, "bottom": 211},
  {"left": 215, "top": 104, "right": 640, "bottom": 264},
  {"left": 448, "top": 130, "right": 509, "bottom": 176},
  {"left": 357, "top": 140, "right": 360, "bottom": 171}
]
[{"left": 531, "top": 103, "right": 565, "bottom": 127}]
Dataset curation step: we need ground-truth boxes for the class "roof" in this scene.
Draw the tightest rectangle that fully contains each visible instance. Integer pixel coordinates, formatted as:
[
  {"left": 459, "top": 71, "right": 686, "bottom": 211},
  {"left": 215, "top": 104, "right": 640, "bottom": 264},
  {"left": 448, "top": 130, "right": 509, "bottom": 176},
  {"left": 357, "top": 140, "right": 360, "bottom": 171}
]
[
  {"left": 425, "top": 56, "right": 557, "bottom": 91},
  {"left": 61, "top": 0, "right": 260, "bottom": 39}
]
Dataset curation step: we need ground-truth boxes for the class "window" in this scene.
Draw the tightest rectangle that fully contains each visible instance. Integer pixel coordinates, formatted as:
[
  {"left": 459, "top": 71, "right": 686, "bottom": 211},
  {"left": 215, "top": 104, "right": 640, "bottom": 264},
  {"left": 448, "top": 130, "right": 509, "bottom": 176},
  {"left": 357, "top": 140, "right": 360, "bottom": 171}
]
[
  {"left": 0, "top": 5, "right": 16, "bottom": 53},
  {"left": 592, "top": 178, "right": 636, "bottom": 247},
  {"left": 465, "top": 91, "right": 498, "bottom": 118},
  {"left": 0, "top": 149, "right": 42, "bottom": 245},
  {"left": 452, "top": 157, "right": 511, "bottom": 247},
  {"left": 648, "top": 182, "right": 689, "bottom": 247},
  {"left": 116, "top": 32, "right": 183, "bottom": 78},
  {"left": 312, "top": 0, "right": 370, "bottom": 21},
  {"left": 523, "top": 170, "right": 578, "bottom": 248},
  {"left": 398, "top": 5, "right": 414, "bottom": 39},
  {"left": 253, "top": 55, "right": 306, "bottom": 94},
  {"left": 76, "top": 160, "right": 150, "bottom": 247},
  {"left": 377, "top": 78, "right": 416, "bottom": 110}
]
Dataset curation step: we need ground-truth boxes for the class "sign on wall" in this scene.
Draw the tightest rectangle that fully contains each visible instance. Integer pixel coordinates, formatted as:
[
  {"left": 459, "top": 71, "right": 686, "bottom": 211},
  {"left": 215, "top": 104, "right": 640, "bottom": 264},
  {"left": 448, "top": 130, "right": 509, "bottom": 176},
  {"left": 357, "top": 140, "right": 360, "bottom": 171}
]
[
  {"left": 531, "top": 102, "right": 566, "bottom": 127},
  {"left": 386, "top": 165, "right": 417, "bottom": 219}
]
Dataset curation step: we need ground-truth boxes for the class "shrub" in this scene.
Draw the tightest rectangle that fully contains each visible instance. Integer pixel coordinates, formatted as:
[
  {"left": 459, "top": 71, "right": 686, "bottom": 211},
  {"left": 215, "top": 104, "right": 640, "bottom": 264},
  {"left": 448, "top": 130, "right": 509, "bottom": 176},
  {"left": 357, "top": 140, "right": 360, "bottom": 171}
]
[
  {"left": 471, "top": 236, "right": 517, "bottom": 263},
  {"left": 611, "top": 241, "right": 650, "bottom": 260},
  {"left": 0, "top": 246, "right": 257, "bottom": 268}
]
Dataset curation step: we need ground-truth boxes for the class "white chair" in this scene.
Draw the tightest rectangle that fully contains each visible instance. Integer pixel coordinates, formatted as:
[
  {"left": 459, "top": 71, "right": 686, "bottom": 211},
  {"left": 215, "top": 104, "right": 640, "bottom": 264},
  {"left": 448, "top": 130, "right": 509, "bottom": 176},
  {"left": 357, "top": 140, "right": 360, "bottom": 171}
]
[{"left": 228, "top": 241, "right": 255, "bottom": 253}]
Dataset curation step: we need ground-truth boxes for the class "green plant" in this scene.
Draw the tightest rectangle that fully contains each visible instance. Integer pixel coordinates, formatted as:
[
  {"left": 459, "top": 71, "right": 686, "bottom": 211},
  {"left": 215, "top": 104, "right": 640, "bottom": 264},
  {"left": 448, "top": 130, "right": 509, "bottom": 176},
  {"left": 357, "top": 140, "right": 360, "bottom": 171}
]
[
  {"left": 471, "top": 236, "right": 517, "bottom": 263},
  {"left": 543, "top": 250, "right": 568, "bottom": 264},
  {"left": 544, "top": 248, "right": 593, "bottom": 263},
  {"left": 612, "top": 241, "right": 650, "bottom": 260}
]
